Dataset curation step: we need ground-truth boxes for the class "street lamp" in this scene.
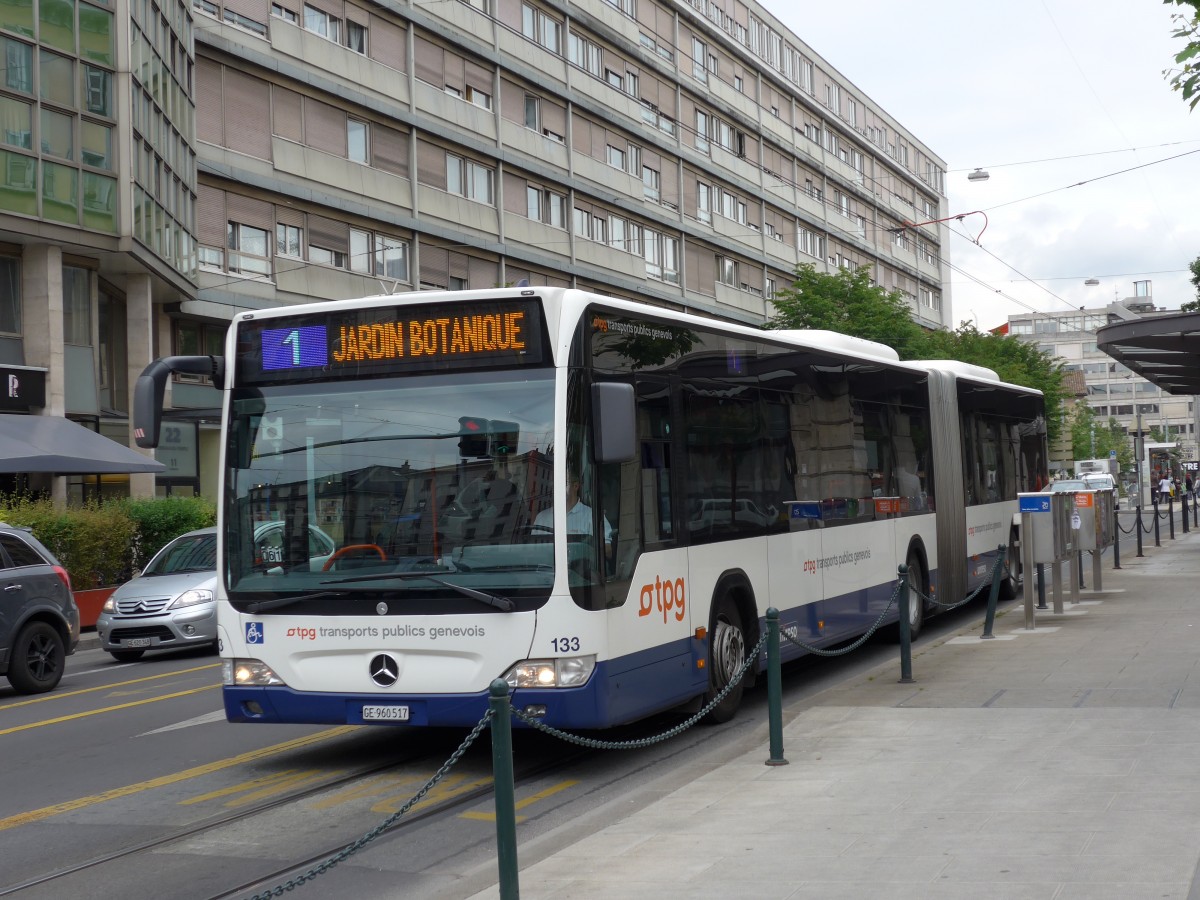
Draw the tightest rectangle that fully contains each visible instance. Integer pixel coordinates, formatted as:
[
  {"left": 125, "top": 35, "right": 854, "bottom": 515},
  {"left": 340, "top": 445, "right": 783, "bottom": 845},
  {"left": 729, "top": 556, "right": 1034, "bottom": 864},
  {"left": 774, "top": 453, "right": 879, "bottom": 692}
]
[
  {"left": 967, "top": 168, "right": 990, "bottom": 182},
  {"left": 1084, "top": 277, "right": 1100, "bottom": 286}
]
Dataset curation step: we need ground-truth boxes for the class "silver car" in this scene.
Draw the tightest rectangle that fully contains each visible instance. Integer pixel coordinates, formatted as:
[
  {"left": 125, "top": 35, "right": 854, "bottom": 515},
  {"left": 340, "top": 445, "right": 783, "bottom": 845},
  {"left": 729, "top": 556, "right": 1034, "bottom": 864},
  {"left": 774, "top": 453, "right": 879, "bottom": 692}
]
[
  {"left": 96, "top": 527, "right": 219, "bottom": 662},
  {"left": 96, "top": 522, "right": 337, "bottom": 662}
]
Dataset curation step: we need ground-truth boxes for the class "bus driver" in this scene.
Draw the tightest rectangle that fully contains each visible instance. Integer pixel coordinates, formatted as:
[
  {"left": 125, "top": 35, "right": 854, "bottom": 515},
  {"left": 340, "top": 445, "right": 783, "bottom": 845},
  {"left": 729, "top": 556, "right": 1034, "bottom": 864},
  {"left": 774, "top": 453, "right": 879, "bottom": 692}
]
[{"left": 533, "top": 475, "right": 613, "bottom": 548}]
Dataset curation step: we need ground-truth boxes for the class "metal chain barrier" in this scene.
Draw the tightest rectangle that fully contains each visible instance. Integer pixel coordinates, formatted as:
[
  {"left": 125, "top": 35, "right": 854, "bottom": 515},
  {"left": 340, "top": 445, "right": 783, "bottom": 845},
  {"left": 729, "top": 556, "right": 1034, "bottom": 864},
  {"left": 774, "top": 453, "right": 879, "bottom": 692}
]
[
  {"left": 779, "top": 579, "right": 902, "bottom": 657},
  {"left": 912, "top": 553, "right": 1003, "bottom": 612},
  {"left": 246, "top": 708, "right": 495, "bottom": 900},
  {"left": 512, "top": 632, "right": 769, "bottom": 749}
]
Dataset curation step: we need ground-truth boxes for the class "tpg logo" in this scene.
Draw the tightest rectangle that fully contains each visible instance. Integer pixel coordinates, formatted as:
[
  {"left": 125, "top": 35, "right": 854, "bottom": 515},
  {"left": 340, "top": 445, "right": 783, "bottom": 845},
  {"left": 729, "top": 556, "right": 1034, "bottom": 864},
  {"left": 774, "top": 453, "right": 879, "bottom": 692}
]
[{"left": 638, "top": 575, "right": 685, "bottom": 623}]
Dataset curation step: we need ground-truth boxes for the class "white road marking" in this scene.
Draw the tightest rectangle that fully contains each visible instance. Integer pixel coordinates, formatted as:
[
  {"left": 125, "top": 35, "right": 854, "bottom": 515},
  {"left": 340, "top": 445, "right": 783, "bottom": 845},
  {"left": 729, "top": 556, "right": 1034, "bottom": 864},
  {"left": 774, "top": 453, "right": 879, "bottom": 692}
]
[{"left": 140, "top": 709, "right": 228, "bottom": 735}]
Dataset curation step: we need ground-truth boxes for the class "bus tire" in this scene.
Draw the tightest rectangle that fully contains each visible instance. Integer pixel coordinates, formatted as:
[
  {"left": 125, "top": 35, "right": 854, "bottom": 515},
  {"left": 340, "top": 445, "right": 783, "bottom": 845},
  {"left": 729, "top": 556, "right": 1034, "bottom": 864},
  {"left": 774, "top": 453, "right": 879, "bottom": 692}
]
[
  {"left": 1003, "top": 531, "right": 1021, "bottom": 599},
  {"left": 904, "top": 551, "right": 926, "bottom": 640},
  {"left": 704, "top": 596, "right": 746, "bottom": 724}
]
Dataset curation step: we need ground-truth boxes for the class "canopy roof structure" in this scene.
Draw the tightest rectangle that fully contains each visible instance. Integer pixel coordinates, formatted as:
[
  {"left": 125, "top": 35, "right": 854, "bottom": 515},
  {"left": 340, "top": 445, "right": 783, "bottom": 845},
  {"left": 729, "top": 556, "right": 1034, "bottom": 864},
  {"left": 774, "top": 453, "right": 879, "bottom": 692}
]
[
  {"left": 0, "top": 415, "right": 165, "bottom": 474},
  {"left": 1096, "top": 311, "right": 1200, "bottom": 396}
]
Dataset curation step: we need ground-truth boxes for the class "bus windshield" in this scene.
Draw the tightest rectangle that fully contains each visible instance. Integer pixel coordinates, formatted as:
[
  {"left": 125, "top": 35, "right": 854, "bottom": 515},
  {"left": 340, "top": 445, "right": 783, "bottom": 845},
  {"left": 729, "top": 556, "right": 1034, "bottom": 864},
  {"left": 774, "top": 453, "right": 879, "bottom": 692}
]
[{"left": 224, "top": 368, "right": 556, "bottom": 611}]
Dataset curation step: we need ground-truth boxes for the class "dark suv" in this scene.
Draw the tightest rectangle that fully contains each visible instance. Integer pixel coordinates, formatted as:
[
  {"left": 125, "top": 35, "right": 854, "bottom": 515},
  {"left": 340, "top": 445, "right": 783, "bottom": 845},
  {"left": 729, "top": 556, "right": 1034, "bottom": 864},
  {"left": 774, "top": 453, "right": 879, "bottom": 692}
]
[{"left": 0, "top": 524, "right": 79, "bottom": 693}]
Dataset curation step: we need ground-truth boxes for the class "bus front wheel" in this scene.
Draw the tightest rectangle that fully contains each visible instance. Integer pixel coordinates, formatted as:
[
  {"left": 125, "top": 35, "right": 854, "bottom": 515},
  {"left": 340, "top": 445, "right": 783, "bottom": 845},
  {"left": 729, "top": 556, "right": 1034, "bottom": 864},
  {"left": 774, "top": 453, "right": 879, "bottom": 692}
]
[{"left": 704, "top": 596, "right": 746, "bottom": 724}]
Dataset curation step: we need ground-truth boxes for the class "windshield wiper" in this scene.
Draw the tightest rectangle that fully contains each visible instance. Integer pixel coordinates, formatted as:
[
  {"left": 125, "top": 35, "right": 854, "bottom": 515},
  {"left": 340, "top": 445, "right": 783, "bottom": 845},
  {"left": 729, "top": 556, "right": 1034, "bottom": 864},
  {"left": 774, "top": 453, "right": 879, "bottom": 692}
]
[
  {"left": 242, "top": 590, "right": 351, "bottom": 614},
  {"left": 321, "top": 571, "right": 516, "bottom": 612}
]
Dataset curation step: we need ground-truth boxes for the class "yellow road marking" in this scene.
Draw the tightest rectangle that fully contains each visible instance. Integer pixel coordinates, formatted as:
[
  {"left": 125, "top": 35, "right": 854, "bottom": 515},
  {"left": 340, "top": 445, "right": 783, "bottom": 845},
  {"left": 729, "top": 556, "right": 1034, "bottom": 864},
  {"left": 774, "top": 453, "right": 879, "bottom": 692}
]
[
  {"left": 0, "top": 726, "right": 359, "bottom": 831},
  {"left": 371, "top": 772, "right": 494, "bottom": 815},
  {"left": 0, "top": 685, "right": 221, "bottom": 736},
  {"left": 0, "top": 663, "right": 221, "bottom": 709},
  {"left": 311, "top": 772, "right": 428, "bottom": 810},
  {"left": 460, "top": 779, "right": 580, "bottom": 823},
  {"left": 181, "top": 768, "right": 341, "bottom": 808}
]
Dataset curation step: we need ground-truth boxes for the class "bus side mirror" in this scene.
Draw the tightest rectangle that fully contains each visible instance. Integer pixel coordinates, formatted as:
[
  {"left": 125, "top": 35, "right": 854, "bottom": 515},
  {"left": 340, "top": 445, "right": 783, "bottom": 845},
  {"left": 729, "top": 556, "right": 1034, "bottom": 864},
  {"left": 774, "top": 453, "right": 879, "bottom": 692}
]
[
  {"left": 133, "top": 356, "right": 225, "bottom": 448},
  {"left": 592, "top": 382, "right": 636, "bottom": 464}
]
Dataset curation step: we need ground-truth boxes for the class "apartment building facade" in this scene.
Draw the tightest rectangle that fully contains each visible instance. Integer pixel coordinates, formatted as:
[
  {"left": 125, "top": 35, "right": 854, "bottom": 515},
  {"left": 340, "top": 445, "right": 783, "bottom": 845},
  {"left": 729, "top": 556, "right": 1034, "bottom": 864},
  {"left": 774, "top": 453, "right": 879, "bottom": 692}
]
[
  {"left": 0, "top": 0, "right": 950, "bottom": 500},
  {"left": 1007, "top": 282, "right": 1198, "bottom": 472}
]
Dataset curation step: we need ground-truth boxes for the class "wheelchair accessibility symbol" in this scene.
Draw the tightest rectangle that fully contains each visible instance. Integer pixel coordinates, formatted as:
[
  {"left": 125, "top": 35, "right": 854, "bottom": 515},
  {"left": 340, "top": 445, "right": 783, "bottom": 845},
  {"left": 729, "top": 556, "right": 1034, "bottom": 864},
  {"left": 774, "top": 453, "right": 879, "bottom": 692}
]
[{"left": 245, "top": 621, "right": 264, "bottom": 644}]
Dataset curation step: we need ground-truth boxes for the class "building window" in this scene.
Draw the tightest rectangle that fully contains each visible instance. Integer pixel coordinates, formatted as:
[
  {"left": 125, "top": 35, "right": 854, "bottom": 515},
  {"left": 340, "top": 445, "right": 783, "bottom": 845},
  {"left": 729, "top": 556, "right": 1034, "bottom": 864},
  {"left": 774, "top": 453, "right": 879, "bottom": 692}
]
[
  {"left": 464, "top": 85, "right": 491, "bottom": 110},
  {"left": 0, "top": 257, "right": 19, "bottom": 334},
  {"left": 350, "top": 227, "right": 370, "bottom": 272},
  {"left": 697, "top": 182, "right": 711, "bottom": 224},
  {"left": 348, "top": 119, "right": 368, "bottom": 162},
  {"left": 524, "top": 94, "right": 539, "bottom": 131},
  {"left": 276, "top": 223, "right": 302, "bottom": 257},
  {"left": 527, "top": 185, "right": 565, "bottom": 227},
  {"left": 3, "top": 38, "right": 31, "bottom": 93},
  {"left": 606, "top": 144, "right": 625, "bottom": 171},
  {"left": 695, "top": 110, "right": 709, "bottom": 154},
  {"left": 227, "top": 221, "right": 270, "bottom": 276},
  {"left": 376, "top": 235, "right": 409, "bottom": 281},
  {"left": 62, "top": 265, "right": 90, "bottom": 345},
  {"left": 271, "top": 3, "right": 297, "bottom": 22},
  {"left": 642, "top": 165, "right": 660, "bottom": 202},
  {"left": 303, "top": 4, "right": 340, "bottom": 41},
  {"left": 691, "top": 37, "right": 707, "bottom": 82},
  {"left": 568, "top": 33, "right": 601, "bottom": 77},
  {"left": 346, "top": 20, "right": 366, "bottom": 53},
  {"left": 446, "top": 153, "right": 494, "bottom": 204},
  {"left": 309, "top": 245, "right": 346, "bottom": 268},
  {"left": 718, "top": 256, "right": 737, "bottom": 286},
  {"left": 521, "top": 3, "right": 561, "bottom": 53}
]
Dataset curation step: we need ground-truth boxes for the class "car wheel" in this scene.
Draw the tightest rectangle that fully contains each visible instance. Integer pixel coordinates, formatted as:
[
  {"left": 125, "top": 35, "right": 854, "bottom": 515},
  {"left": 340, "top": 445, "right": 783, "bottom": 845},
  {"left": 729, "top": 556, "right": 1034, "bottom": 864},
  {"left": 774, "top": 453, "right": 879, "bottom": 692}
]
[
  {"left": 8, "top": 621, "right": 65, "bottom": 694},
  {"left": 110, "top": 649, "right": 146, "bottom": 662}
]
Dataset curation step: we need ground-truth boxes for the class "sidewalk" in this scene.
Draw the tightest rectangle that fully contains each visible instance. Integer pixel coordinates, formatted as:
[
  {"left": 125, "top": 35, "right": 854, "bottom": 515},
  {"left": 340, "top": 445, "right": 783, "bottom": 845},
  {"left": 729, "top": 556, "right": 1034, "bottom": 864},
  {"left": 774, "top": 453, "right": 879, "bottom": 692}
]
[{"left": 468, "top": 524, "right": 1200, "bottom": 899}]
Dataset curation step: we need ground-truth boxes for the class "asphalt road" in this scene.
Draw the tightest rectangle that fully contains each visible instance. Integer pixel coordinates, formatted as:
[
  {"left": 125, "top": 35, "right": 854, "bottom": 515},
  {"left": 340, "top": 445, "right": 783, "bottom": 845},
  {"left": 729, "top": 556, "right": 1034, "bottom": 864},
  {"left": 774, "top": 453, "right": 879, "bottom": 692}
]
[{"left": 0, "top": 597, "right": 1004, "bottom": 900}]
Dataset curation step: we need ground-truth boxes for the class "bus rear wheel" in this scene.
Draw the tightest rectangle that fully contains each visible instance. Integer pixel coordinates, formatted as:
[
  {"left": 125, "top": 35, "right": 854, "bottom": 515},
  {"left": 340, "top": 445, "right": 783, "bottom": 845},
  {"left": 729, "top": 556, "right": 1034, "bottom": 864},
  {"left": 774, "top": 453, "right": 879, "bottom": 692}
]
[
  {"left": 704, "top": 597, "right": 746, "bottom": 724},
  {"left": 1003, "top": 534, "right": 1021, "bottom": 599},
  {"left": 904, "top": 553, "right": 926, "bottom": 640}
]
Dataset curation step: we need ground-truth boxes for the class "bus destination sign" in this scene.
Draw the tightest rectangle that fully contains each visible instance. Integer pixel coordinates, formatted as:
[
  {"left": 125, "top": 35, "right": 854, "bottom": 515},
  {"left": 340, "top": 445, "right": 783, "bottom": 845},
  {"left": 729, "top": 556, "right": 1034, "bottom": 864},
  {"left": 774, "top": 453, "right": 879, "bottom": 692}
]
[{"left": 241, "top": 299, "right": 544, "bottom": 383}]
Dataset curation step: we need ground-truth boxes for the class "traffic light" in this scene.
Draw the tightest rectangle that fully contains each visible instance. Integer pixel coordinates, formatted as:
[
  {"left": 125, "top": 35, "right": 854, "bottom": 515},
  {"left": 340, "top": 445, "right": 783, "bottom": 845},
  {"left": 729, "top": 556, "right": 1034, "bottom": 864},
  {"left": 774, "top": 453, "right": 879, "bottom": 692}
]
[
  {"left": 458, "top": 416, "right": 488, "bottom": 457},
  {"left": 489, "top": 420, "right": 519, "bottom": 457}
]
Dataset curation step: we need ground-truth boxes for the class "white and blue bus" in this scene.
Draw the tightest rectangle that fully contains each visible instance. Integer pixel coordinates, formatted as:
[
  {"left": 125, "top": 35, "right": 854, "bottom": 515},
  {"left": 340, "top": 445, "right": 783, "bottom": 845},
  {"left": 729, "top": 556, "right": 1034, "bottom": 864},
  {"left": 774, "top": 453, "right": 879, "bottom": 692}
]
[{"left": 134, "top": 287, "right": 1047, "bottom": 728}]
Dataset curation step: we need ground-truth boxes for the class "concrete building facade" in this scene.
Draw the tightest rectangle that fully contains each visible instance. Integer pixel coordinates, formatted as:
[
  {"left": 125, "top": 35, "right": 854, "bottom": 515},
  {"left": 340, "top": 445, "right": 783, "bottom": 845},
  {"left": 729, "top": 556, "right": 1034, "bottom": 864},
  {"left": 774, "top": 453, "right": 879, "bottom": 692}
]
[
  {"left": 0, "top": 0, "right": 950, "bottom": 500},
  {"left": 1007, "top": 281, "right": 1197, "bottom": 474}
]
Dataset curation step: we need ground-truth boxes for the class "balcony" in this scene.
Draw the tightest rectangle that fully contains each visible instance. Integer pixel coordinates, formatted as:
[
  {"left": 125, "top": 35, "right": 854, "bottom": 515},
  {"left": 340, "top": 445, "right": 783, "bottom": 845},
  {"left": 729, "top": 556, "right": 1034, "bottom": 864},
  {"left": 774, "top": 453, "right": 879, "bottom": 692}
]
[
  {"left": 502, "top": 212, "right": 569, "bottom": 252},
  {"left": 574, "top": 238, "right": 643, "bottom": 278},
  {"left": 715, "top": 280, "right": 766, "bottom": 317},
  {"left": 763, "top": 235, "right": 797, "bottom": 267},
  {"left": 711, "top": 144, "right": 761, "bottom": 189},
  {"left": 272, "top": 138, "right": 413, "bottom": 210},
  {"left": 498, "top": 30, "right": 567, "bottom": 88},
  {"left": 271, "top": 21, "right": 409, "bottom": 108},
  {"left": 413, "top": 80, "right": 497, "bottom": 143},
  {"left": 499, "top": 119, "right": 569, "bottom": 169},
  {"left": 570, "top": 70, "right": 641, "bottom": 123},
  {"left": 421, "top": 0, "right": 495, "bottom": 45},
  {"left": 418, "top": 186, "right": 499, "bottom": 236},
  {"left": 580, "top": 0, "right": 641, "bottom": 47},
  {"left": 572, "top": 152, "right": 640, "bottom": 198},
  {"left": 758, "top": 112, "right": 796, "bottom": 150}
]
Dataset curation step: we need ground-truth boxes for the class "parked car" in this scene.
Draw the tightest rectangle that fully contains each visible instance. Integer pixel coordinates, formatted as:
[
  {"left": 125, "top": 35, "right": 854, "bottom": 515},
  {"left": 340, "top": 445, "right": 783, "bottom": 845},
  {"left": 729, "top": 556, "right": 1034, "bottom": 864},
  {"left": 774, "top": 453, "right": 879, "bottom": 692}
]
[
  {"left": 0, "top": 522, "right": 79, "bottom": 694},
  {"left": 96, "top": 522, "right": 336, "bottom": 662}
]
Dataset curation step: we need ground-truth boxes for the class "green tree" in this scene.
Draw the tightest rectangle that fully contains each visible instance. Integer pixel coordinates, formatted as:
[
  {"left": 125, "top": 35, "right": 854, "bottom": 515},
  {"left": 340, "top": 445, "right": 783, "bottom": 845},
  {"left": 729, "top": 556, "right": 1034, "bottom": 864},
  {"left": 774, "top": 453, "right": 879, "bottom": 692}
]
[
  {"left": 1069, "top": 406, "right": 1134, "bottom": 471},
  {"left": 766, "top": 263, "right": 926, "bottom": 358},
  {"left": 1165, "top": 0, "right": 1200, "bottom": 110}
]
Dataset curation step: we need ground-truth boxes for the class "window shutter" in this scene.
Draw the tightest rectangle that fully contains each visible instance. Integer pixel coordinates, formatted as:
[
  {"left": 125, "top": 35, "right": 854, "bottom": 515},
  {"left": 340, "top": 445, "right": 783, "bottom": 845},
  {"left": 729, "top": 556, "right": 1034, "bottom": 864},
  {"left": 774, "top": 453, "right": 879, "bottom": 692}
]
[
  {"left": 741, "top": 264, "right": 763, "bottom": 292},
  {"left": 414, "top": 36, "right": 443, "bottom": 87},
  {"left": 223, "top": 0, "right": 267, "bottom": 24},
  {"left": 371, "top": 124, "right": 408, "bottom": 176},
  {"left": 416, "top": 138, "right": 445, "bottom": 188},
  {"left": 196, "top": 184, "right": 225, "bottom": 246},
  {"left": 499, "top": 78, "right": 522, "bottom": 123},
  {"left": 571, "top": 113, "right": 590, "bottom": 154},
  {"left": 276, "top": 205, "right": 303, "bottom": 227},
  {"left": 369, "top": 15, "right": 405, "bottom": 71},
  {"left": 683, "top": 169, "right": 699, "bottom": 216},
  {"left": 542, "top": 99, "right": 565, "bottom": 136},
  {"left": 659, "top": 158, "right": 679, "bottom": 208},
  {"left": 344, "top": 2, "right": 367, "bottom": 27},
  {"left": 224, "top": 69, "right": 271, "bottom": 160},
  {"left": 640, "top": 73, "right": 659, "bottom": 110},
  {"left": 307, "top": 214, "right": 349, "bottom": 254},
  {"left": 468, "top": 255, "right": 497, "bottom": 289},
  {"left": 443, "top": 49, "right": 465, "bottom": 93},
  {"left": 503, "top": 172, "right": 525, "bottom": 214},
  {"left": 304, "top": 98, "right": 347, "bottom": 156},
  {"left": 195, "top": 59, "right": 224, "bottom": 146},
  {"left": 421, "top": 244, "right": 449, "bottom": 287},
  {"left": 272, "top": 85, "right": 303, "bottom": 141},
  {"left": 465, "top": 60, "right": 492, "bottom": 95},
  {"left": 226, "top": 193, "right": 273, "bottom": 230},
  {"left": 303, "top": 0, "right": 342, "bottom": 18},
  {"left": 448, "top": 251, "right": 469, "bottom": 283}
]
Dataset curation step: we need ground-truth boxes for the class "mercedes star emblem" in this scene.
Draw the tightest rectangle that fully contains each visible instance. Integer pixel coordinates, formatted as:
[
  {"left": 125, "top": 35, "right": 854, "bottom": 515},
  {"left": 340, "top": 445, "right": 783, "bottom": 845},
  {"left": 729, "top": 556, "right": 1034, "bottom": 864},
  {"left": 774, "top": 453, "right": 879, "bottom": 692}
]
[{"left": 369, "top": 653, "right": 399, "bottom": 687}]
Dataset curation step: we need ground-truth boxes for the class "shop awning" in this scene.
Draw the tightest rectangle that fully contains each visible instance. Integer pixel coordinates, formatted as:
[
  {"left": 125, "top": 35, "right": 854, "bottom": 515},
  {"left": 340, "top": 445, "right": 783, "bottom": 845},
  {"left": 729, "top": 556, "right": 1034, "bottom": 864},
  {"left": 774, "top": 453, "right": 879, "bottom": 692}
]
[{"left": 0, "top": 415, "right": 166, "bottom": 474}]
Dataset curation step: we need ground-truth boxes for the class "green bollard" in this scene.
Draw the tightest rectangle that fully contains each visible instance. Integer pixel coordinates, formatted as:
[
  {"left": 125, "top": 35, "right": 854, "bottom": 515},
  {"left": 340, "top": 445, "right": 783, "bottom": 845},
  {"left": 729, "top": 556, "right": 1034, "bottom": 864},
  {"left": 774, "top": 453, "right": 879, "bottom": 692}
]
[
  {"left": 981, "top": 544, "right": 1004, "bottom": 639},
  {"left": 489, "top": 679, "right": 520, "bottom": 900},
  {"left": 897, "top": 564, "right": 913, "bottom": 683},
  {"left": 764, "top": 608, "right": 788, "bottom": 766}
]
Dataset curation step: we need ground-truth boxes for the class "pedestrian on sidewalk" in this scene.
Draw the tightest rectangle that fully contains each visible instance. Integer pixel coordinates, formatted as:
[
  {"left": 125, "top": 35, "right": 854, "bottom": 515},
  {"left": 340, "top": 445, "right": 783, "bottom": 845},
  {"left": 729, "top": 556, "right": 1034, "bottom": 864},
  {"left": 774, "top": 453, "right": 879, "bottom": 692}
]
[{"left": 1159, "top": 473, "right": 1174, "bottom": 504}]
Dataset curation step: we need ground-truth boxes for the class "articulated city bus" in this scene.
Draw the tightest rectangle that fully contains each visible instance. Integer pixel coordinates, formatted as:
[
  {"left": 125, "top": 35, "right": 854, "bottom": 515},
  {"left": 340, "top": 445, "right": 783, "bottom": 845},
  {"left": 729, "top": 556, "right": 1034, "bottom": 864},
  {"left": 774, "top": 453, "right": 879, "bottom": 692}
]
[{"left": 134, "top": 287, "right": 1046, "bottom": 729}]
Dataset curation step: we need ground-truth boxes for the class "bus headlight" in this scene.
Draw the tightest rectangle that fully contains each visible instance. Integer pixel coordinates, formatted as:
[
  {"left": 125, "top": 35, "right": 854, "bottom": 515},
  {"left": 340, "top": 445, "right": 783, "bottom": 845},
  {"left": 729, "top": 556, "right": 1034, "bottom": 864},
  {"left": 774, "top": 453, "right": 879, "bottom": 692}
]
[
  {"left": 223, "top": 658, "right": 286, "bottom": 686},
  {"left": 502, "top": 655, "right": 595, "bottom": 689}
]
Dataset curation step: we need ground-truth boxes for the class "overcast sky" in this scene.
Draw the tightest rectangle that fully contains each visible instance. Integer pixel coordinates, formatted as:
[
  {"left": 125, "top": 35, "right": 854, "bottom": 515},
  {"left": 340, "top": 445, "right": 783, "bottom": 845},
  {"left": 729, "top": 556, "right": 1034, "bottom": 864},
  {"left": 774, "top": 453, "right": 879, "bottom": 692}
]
[{"left": 770, "top": 0, "right": 1200, "bottom": 330}]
